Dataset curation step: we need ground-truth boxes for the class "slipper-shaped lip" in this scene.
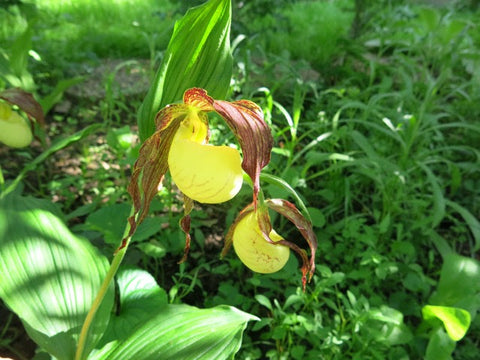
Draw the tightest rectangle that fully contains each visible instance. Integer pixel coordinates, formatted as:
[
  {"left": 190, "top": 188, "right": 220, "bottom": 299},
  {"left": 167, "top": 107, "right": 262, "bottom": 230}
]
[
  {"left": 168, "top": 112, "right": 243, "bottom": 204},
  {"left": 232, "top": 211, "right": 290, "bottom": 273}
]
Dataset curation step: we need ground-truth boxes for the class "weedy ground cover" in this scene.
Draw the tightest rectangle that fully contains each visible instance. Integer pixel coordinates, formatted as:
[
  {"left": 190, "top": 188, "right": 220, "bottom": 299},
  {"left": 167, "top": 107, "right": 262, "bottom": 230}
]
[{"left": 1, "top": 0, "right": 479, "bottom": 359}]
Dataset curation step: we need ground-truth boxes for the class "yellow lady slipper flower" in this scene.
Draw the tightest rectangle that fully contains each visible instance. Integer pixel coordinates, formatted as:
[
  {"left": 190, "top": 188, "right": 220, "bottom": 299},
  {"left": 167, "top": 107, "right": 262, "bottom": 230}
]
[
  {"left": 232, "top": 210, "right": 290, "bottom": 273},
  {"left": 0, "top": 101, "right": 33, "bottom": 148},
  {"left": 123, "top": 88, "right": 274, "bottom": 261},
  {"left": 167, "top": 107, "right": 243, "bottom": 204},
  {"left": 121, "top": 88, "right": 317, "bottom": 289}
]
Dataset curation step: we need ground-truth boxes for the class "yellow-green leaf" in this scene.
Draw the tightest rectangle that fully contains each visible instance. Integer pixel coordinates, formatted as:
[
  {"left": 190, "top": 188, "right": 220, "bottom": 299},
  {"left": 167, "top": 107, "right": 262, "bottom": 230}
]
[{"left": 422, "top": 305, "right": 471, "bottom": 341}]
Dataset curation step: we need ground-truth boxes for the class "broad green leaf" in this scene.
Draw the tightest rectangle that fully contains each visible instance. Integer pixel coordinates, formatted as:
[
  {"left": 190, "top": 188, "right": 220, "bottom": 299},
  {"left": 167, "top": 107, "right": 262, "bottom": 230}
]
[
  {"left": 425, "top": 328, "right": 455, "bottom": 360},
  {"left": 137, "top": 0, "right": 233, "bottom": 141},
  {"left": 422, "top": 305, "right": 471, "bottom": 341},
  {"left": 366, "top": 306, "right": 413, "bottom": 345},
  {"left": 91, "top": 304, "right": 258, "bottom": 360},
  {"left": 98, "top": 267, "right": 168, "bottom": 346},
  {"left": 85, "top": 204, "right": 163, "bottom": 245},
  {"left": 430, "top": 253, "right": 480, "bottom": 313},
  {"left": 85, "top": 203, "right": 131, "bottom": 245},
  {"left": 0, "top": 194, "right": 114, "bottom": 360}
]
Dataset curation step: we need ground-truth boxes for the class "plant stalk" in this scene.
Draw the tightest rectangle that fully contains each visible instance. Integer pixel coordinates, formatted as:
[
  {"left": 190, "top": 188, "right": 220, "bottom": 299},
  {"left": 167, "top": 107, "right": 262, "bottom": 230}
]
[{"left": 75, "top": 208, "right": 134, "bottom": 360}]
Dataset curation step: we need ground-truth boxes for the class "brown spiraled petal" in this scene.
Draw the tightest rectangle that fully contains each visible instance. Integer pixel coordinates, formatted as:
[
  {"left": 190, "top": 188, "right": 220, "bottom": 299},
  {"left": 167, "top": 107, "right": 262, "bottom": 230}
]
[
  {"left": 178, "top": 195, "right": 194, "bottom": 263},
  {"left": 0, "top": 88, "right": 45, "bottom": 127},
  {"left": 117, "top": 104, "right": 188, "bottom": 253},
  {"left": 266, "top": 199, "right": 317, "bottom": 285},
  {"left": 183, "top": 88, "right": 215, "bottom": 111},
  {"left": 253, "top": 203, "right": 311, "bottom": 291},
  {"left": 213, "top": 99, "right": 273, "bottom": 207}
]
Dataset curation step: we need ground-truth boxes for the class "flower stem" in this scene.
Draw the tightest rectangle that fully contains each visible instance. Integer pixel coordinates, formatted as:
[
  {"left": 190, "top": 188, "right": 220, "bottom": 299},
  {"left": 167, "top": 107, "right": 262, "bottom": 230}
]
[
  {"left": 75, "top": 207, "right": 134, "bottom": 360},
  {"left": 259, "top": 173, "right": 312, "bottom": 223}
]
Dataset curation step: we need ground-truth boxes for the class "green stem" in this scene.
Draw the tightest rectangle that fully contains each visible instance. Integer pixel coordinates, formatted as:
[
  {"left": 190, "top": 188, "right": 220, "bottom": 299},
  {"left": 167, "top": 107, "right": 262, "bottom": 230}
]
[
  {"left": 0, "top": 165, "right": 4, "bottom": 194},
  {"left": 75, "top": 207, "right": 134, "bottom": 360},
  {"left": 259, "top": 173, "right": 312, "bottom": 223},
  {"left": 0, "top": 165, "right": 3, "bottom": 184}
]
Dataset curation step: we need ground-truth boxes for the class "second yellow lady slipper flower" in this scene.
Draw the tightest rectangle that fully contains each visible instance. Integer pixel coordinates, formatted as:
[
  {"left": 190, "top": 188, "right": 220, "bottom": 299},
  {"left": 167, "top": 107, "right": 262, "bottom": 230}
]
[
  {"left": 232, "top": 210, "right": 290, "bottom": 273},
  {"left": 0, "top": 88, "right": 45, "bottom": 148},
  {"left": 0, "top": 101, "right": 33, "bottom": 148},
  {"left": 223, "top": 199, "right": 317, "bottom": 290}
]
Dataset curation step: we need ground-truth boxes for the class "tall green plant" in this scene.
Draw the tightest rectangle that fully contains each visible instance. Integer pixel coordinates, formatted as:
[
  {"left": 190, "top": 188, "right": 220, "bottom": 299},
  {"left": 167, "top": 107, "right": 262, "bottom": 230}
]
[
  {"left": 137, "top": 0, "right": 233, "bottom": 141},
  {"left": 0, "top": 1, "right": 257, "bottom": 359}
]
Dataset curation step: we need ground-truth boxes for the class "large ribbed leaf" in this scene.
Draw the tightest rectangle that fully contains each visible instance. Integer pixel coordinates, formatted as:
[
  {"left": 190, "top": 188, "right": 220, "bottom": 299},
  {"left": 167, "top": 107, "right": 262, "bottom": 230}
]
[
  {"left": 97, "top": 267, "right": 168, "bottom": 346},
  {"left": 429, "top": 253, "right": 480, "bottom": 312},
  {"left": 0, "top": 194, "right": 114, "bottom": 360},
  {"left": 90, "top": 266, "right": 256, "bottom": 360},
  {"left": 91, "top": 304, "right": 257, "bottom": 360},
  {"left": 137, "top": 0, "right": 232, "bottom": 141}
]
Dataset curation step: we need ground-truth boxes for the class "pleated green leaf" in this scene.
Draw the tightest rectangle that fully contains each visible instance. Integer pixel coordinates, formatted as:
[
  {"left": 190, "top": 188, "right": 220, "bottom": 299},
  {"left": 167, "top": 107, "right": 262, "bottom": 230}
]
[
  {"left": 137, "top": 0, "right": 232, "bottom": 141},
  {"left": 98, "top": 267, "right": 168, "bottom": 346},
  {"left": 425, "top": 327, "right": 456, "bottom": 360},
  {"left": 430, "top": 253, "right": 480, "bottom": 311},
  {"left": 91, "top": 304, "right": 258, "bottom": 360},
  {"left": 0, "top": 194, "right": 114, "bottom": 360}
]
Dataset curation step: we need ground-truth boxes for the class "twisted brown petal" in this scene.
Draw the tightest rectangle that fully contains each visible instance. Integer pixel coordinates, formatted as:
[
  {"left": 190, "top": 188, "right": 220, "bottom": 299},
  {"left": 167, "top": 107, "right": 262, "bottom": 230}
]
[
  {"left": 266, "top": 199, "right": 317, "bottom": 286},
  {"left": 118, "top": 104, "right": 188, "bottom": 252},
  {"left": 213, "top": 100, "right": 273, "bottom": 207},
  {"left": 178, "top": 195, "right": 194, "bottom": 263}
]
